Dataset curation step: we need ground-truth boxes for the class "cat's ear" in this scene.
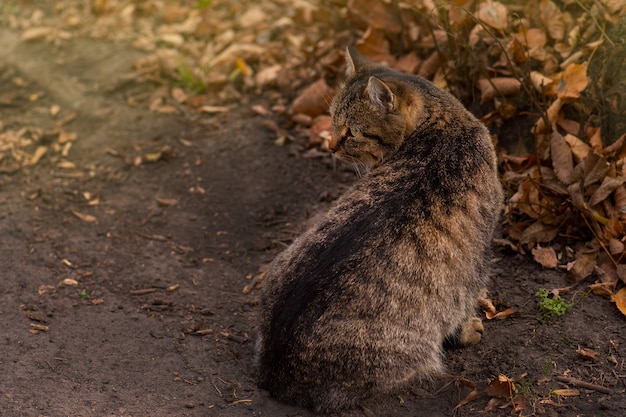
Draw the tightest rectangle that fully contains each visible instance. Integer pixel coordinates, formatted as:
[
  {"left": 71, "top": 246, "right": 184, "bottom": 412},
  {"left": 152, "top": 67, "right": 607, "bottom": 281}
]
[
  {"left": 345, "top": 46, "right": 358, "bottom": 77},
  {"left": 367, "top": 76, "right": 395, "bottom": 112}
]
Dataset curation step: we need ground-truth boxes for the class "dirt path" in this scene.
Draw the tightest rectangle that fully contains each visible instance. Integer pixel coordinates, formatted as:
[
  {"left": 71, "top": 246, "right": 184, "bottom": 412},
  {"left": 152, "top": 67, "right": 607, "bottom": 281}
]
[{"left": 0, "top": 29, "right": 624, "bottom": 417}]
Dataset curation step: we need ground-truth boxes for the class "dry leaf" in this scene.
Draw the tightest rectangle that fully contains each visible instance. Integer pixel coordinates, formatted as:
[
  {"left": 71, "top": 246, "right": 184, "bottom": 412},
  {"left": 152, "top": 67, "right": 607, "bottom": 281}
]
[
  {"left": 589, "top": 176, "right": 626, "bottom": 207},
  {"left": 532, "top": 246, "right": 558, "bottom": 268},
  {"left": 530, "top": 71, "right": 553, "bottom": 92},
  {"left": 547, "top": 62, "right": 589, "bottom": 100},
  {"left": 156, "top": 197, "right": 179, "bottom": 207},
  {"left": 452, "top": 378, "right": 478, "bottom": 411},
  {"left": 477, "top": 78, "right": 521, "bottom": 103},
  {"left": 486, "top": 374, "right": 515, "bottom": 398},
  {"left": 21, "top": 27, "right": 55, "bottom": 41},
  {"left": 520, "top": 222, "right": 559, "bottom": 245},
  {"left": 552, "top": 389, "right": 580, "bottom": 397},
  {"left": 199, "top": 105, "right": 229, "bottom": 113},
  {"left": 291, "top": 79, "right": 334, "bottom": 117},
  {"left": 356, "top": 27, "right": 396, "bottom": 67},
  {"left": 486, "top": 307, "right": 516, "bottom": 320},
  {"left": 60, "top": 278, "right": 78, "bottom": 287},
  {"left": 567, "top": 251, "right": 597, "bottom": 282},
  {"left": 25, "top": 146, "right": 48, "bottom": 166},
  {"left": 564, "top": 134, "right": 590, "bottom": 162},
  {"left": 476, "top": 0, "right": 509, "bottom": 30},
  {"left": 576, "top": 347, "right": 599, "bottom": 361},
  {"left": 538, "top": 0, "right": 565, "bottom": 41},
  {"left": 550, "top": 131, "right": 575, "bottom": 185},
  {"left": 611, "top": 287, "right": 626, "bottom": 316},
  {"left": 30, "top": 323, "right": 49, "bottom": 332},
  {"left": 71, "top": 210, "right": 97, "bottom": 223},
  {"left": 347, "top": 0, "right": 402, "bottom": 33}
]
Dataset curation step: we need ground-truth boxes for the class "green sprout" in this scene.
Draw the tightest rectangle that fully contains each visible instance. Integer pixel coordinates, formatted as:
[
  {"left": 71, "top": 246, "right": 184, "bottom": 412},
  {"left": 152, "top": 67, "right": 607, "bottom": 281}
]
[
  {"left": 176, "top": 61, "right": 207, "bottom": 94},
  {"left": 79, "top": 290, "right": 89, "bottom": 300},
  {"left": 536, "top": 288, "right": 572, "bottom": 321}
]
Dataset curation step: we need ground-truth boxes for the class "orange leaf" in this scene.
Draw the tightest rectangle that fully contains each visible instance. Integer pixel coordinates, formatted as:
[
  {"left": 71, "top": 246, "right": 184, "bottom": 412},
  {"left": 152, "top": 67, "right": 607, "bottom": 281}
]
[
  {"left": 547, "top": 62, "right": 589, "bottom": 101},
  {"left": 486, "top": 307, "right": 516, "bottom": 320},
  {"left": 611, "top": 287, "right": 626, "bottom": 317}
]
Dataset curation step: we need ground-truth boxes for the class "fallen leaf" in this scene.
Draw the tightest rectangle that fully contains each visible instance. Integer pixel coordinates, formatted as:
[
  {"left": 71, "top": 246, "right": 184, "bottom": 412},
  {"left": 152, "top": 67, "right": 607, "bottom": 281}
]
[
  {"left": 71, "top": 210, "right": 97, "bottom": 223},
  {"left": 485, "top": 307, "right": 516, "bottom": 320},
  {"left": 453, "top": 378, "right": 478, "bottom": 411},
  {"left": 347, "top": 0, "right": 402, "bottom": 33},
  {"left": 611, "top": 287, "right": 626, "bottom": 317},
  {"left": 60, "top": 278, "right": 78, "bottom": 287},
  {"left": 486, "top": 374, "right": 515, "bottom": 398},
  {"left": 37, "top": 284, "right": 55, "bottom": 295},
  {"left": 356, "top": 27, "right": 396, "bottom": 67},
  {"left": 552, "top": 389, "right": 580, "bottom": 397},
  {"left": 576, "top": 347, "right": 599, "bottom": 361},
  {"left": 538, "top": 0, "right": 565, "bottom": 41},
  {"left": 532, "top": 246, "right": 558, "bottom": 268},
  {"left": 156, "top": 197, "right": 179, "bottom": 207},
  {"left": 199, "top": 105, "right": 229, "bottom": 113},
  {"left": 550, "top": 131, "right": 575, "bottom": 185},
  {"left": 520, "top": 222, "right": 559, "bottom": 245},
  {"left": 291, "top": 79, "right": 334, "bottom": 117},
  {"left": 589, "top": 176, "right": 626, "bottom": 207},
  {"left": 25, "top": 146, "right": 48, "bottom": 166},
  {"left": 30, "top": 323, "right": 49, "bottom": 332},
  {"left": 477, "top": 77, "right": 521, "bottom": 103},
  {"left": 547, "top": 62, "right": 589, "bottom": 100},
  {"left": 476, "top": 0, "right": 509, "bottom": 30},
  {"left": 567, "top": 251, "right": 597, "bottom": 282},
  {"left": 564, "top": 134, "right": 590, "bottom": 162},
  {"left": 21, "top": 27, "right": 55, "bottom": 41}
]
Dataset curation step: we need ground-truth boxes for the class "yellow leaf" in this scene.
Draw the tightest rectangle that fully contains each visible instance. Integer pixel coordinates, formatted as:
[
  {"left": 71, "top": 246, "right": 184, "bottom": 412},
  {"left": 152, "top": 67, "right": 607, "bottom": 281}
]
[{"left": 611, "top": 287, "right": 626, "bottom": 317}]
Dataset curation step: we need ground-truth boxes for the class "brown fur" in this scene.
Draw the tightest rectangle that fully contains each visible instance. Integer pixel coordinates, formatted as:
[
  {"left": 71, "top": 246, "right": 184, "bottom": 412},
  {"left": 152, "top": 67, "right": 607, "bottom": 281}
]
[{"left": 255, "top": 47, "right": 503, "bottom": 413}]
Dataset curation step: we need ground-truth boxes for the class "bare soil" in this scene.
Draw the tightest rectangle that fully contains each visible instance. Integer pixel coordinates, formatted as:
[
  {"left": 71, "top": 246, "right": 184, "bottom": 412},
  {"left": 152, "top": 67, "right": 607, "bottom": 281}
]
[{"left": 0, "top": 29, "right": 624, "bottom": 417}]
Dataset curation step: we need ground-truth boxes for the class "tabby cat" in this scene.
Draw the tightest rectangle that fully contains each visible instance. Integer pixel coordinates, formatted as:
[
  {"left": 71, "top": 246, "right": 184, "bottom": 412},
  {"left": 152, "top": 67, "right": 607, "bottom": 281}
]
[{"left": 255, "top": 47, "right": 503, "bottom": 413}]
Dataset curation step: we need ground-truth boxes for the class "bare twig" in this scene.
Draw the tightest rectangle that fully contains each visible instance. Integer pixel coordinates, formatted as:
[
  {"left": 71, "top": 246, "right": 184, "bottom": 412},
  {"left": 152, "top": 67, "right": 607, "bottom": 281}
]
[{"left": 556, "top": 376, "right": 614, "bottom": 394}]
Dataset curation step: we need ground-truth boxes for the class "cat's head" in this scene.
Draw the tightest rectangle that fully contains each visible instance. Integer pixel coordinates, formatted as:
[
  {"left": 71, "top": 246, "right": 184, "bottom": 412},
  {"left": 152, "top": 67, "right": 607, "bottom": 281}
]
[{"left": 329, "top": 47, "right": 425, "bottom": 170}]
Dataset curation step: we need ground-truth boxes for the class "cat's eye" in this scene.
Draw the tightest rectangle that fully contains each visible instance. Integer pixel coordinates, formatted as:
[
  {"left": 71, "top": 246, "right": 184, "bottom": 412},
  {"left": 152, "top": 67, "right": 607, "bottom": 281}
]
[{"left": 346, "top": 128, "right": 355, "bottom": 138}]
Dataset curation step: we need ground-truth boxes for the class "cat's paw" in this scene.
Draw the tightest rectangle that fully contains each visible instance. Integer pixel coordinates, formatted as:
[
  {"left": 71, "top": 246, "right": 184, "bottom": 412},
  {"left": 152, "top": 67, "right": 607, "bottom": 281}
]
[{"left": 459, "top": 317, "right": 484, "bottom": 345}]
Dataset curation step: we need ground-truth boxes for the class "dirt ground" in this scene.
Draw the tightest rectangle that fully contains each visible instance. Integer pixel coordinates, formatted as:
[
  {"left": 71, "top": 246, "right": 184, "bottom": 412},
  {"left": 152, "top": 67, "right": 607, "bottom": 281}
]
[{"left": 1, "top": 27, "right": 625, "bottom": 417}]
